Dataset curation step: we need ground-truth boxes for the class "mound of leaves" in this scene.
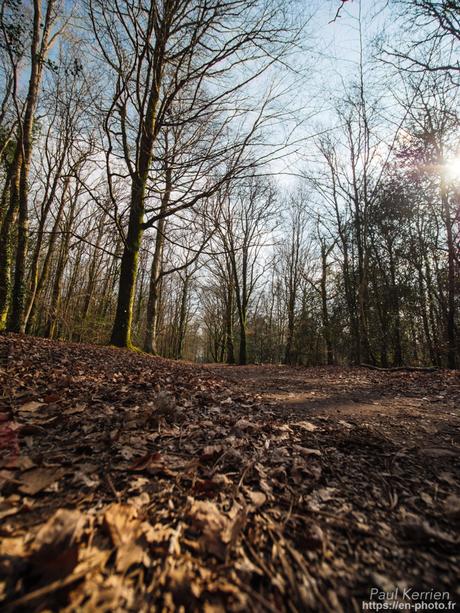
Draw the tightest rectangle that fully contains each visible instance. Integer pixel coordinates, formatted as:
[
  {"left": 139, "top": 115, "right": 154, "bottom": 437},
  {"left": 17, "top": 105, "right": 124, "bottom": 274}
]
[{"left": 0, "top": 334, "right": 459, "bottom": 611}]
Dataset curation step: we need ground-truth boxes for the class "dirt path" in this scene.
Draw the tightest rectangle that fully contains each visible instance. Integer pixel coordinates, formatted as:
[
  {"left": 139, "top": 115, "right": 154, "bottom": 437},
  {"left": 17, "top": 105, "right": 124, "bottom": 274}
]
[
  {"left": 1, "top": 337, "right": 460, "bottom": 612},
  {"left": 206, "top": 363, "right": 460, "bottom": 448},
  {"left": 204, "top": 363, "right": 460, "bottom": 607}
]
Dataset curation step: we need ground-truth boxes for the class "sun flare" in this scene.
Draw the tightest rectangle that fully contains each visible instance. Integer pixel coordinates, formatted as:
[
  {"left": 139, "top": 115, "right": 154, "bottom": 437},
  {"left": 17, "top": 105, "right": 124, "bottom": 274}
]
[{"left": 445, "top": 156, "right": 460, "bottom": 180}]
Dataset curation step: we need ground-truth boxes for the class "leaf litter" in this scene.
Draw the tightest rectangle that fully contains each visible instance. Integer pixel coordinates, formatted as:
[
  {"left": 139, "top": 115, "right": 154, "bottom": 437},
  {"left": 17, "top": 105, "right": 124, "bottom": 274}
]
[{"left": 0, "top": 334, "right": 459, "bottom": 611}]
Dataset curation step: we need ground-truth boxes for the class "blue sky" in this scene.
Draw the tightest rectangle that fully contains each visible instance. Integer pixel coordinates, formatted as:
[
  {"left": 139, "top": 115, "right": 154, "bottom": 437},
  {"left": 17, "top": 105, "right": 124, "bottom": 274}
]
[{"left": 267, "top": 0, "right": 401, "bottom": 184}]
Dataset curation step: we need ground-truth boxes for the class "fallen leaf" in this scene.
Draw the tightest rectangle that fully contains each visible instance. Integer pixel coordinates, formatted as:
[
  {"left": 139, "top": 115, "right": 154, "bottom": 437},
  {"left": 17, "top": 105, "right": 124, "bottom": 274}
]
[
  {"left": 186, "top": 499, "right": 245, "bottom": 560},
  {"left": 18, "top": 467, "right": 65, "bottom": 495},
  {"left": 0, "top": 536, "right": 26, "bottom": 557},
  {"left": 296, "top": 421, "right": 318, "bottom": 432},
  {"left": 0, "top": 499, "right": 21, "bottom": 520},
  {"left": 103, "top": 503, "right": 146, "bottom": 572},
  {"left": 443, "top": 494, "right": 460, "bottom": 520},
  {"left": 293, "top": 445, "right": 322, "bottom": 457},
  {"left": 116, "top": 541, "right": 145, "bottom": 573},
  {"left": 200, "top": 445, "right": 223, "bottom": 461},
  {"left": 18, "top": 401, "right": 45, "bottom": 413},
  {"left": 419, "top": 447, "right": 459, "bottom": 458},
  {"left": 104, "top": 503, "right": 140, "bottom": 548},
  {"left": 43, "top": 394, "right": 61, "bottom": 403},
  {"left": 420, "top": 492, "right": 433, "bottom": 506},
  {"left": 309, "top": 487, "right": 337, "bottom": 506},
  {"left": 128, "top": 451, "right": 164, "bottom": 472},
  {"left": 30, "top": 508, "right": 84, "bottom": 581},
  {"left": 64, "top": 404, "right": 86, "bottom": 415},
  {"left": 128, "top": 491, "right": 150, "bottom": 508},
  {"left": 246, "top": 490, "right": 266, "bottom": 508},
  {"left": 438, "top": 472, "right": 457, "bottom": 486}
]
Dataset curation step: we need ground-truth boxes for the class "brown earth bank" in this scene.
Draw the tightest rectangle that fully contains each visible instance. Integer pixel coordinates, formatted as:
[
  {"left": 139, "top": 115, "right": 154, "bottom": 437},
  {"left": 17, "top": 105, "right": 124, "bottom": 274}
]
[{"left": 0, "top": 333, "right": 459, "bottom": 612}]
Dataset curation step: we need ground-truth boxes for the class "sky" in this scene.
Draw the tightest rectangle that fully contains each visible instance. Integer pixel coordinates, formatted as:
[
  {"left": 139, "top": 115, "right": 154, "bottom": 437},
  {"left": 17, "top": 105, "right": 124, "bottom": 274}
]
[{"left": 267, "top": 0, "right": 403, "bottom": 185}]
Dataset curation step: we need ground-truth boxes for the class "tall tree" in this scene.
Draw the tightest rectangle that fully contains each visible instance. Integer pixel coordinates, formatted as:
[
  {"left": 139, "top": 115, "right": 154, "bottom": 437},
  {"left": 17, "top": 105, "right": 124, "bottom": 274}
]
[
  {"left": 0, "top": 0, "right": 62, "bottom": 332},
  {"left": 87, "top": 0, "right": 298, "bottom": 348},
  {"left": 213, "top": 176, "right": 275, "bottom": 365}
]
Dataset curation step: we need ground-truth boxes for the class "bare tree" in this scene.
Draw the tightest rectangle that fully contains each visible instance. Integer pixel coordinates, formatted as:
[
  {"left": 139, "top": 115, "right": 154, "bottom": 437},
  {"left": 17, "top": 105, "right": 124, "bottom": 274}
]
[
  {"left": 386, "top": 0, "right": 460, "bottom": 85},
  {"left": 0, "top": 0, "right": 63, "bottom": 332},
  {"left": 212, "top": 175, "right": 276, "bottom": 365},
  {"left": 86, "top": 0, "right": 301, "bottom": 348}
]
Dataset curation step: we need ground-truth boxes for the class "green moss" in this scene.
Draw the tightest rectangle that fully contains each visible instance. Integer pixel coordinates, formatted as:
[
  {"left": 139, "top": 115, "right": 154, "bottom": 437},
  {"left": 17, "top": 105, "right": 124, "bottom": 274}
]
[{"left": 107, "top": 342, "right": 145, "bottom": 354}]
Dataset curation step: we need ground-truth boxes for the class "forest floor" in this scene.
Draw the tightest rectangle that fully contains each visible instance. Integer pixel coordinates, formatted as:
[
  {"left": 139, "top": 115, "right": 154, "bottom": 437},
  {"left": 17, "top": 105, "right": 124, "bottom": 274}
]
[{"left": 0, "top": 334, "right": 459, "bottom": 612}]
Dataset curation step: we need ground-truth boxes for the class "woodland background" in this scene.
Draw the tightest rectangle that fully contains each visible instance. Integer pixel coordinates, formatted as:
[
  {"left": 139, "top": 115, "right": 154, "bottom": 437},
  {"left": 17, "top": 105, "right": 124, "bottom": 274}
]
[{"left": 0, "top": 0, "right": 459, "bottom": 368}]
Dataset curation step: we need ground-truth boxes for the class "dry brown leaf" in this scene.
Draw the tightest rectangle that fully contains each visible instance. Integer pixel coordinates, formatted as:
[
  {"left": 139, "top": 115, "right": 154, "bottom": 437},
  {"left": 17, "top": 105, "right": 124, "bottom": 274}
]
[
  {"left": 200, "top": 445, "right": 223, "bottom": 461},
  {"left": 103, "top": 503, "right": 147, "bottom": 572},
  {"left": 128, "top": 451, "right": 165, "bottom": 472},
  {"left": 18, "top": 401, "right": 45, "bottom": 413},
  {"left": 443, "top": 494, "right": 460, "bottom": 520},
  {"left": 293, "top": 445, "right": 322, "bottom": 457},
  {"left": 128, "top": 491, "right": 150, "bottom": 508},
  {"left": 30, "top": 508, "right": 84, "bottom": 581},
  {"left": 16, "top": 455, "right": 35, "bottom": 470},
  {"left": 0, "top": 536, "right": 26, "bottom": 557},
  {"left": 400, "top": 517, "right": 458, "bottom": 545},
  {"left": 234, "top": 418, "right": 258, "bottom": 431},
  {"left": 18, "top": 467, "right": 65, "bottom": 495},
  {"left": 0, "top": 500, "right": 21, "bottom": 520},
  {"left": 246, "top": 490, "right": 267, "bottom": 508},
  {"left": 143, "top": 522, "right": 175, "bottom": 545},
  {"left": 295, "top": 421, "right": 318, "bottom": 432},
  {"left": 438, "top": 472, "right": 458, "bottom": 486},
  {"left": 115, "top": 542, "right": 145, "bottom": 573},
  {"left": 186, "top": 498, "right": 245, "bottom": 560},
  {"left": 104, "top": 503, "right": 140, "bottom": 548},
  {"left": 43, "top": 393, "right": 61, "bottom": 404},
  {"left": 63, "top": 404, "right": 86, "bottom": 415},
  {"left": 420, "top": 492, "right": 433, "bottom": 506},
  {"left": 419, "top": 446, "right": 459, "bottom": 458},
  {"left": 32, "top": 508, "right": 84, "bottom": 554}
]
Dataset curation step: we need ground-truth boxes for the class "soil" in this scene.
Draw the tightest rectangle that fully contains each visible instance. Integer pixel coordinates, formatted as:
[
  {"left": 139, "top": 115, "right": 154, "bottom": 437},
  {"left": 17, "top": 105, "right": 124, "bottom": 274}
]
[
  {"left": 1, "top": 335, "right": 459, "bottom": 612},
  {"left": 207, "top": 363, "right": 460, "bottom": 446}
]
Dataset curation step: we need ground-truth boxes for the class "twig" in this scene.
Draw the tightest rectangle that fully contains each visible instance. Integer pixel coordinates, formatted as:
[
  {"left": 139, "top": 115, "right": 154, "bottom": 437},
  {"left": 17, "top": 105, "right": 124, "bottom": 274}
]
[
  {"left": 329, "top": 0, "right": 350, "bottom": 24},
  {"left": 105, "top": 471, "right": 121, "bottom": 500},
  {"left": 360, "top": 363, "right": 438, "bottom": 373}
]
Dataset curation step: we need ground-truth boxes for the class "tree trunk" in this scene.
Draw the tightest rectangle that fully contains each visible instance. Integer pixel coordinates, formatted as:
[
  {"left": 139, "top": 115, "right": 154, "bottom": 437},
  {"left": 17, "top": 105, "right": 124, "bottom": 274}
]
[
  {"left": 388, "top": 247, "right": 403, "bottom": 366},
  {"left": 8, "top": 166, "right": 29, "bottom": 332},
  {"left": 24, "top": 153, "right": 68, "bottom": 329},
  {"left": 175, "top": 276, "right": 189, "bottom": 360},
  {"left": 441, "top": 176, "right": 457, "bottom": 368},
  {"left": 134, "top": 264, "right": 146, "bottom": 327},
  {"left": 320, "top": 245, "right": 334, "bottom": 365},
  {"left": 79, "top": 212, "right": 106, "bottom": 338},
  {"left": 25, "top": 177, "right": 69, "bottom": 333},
  {"left": 110, "top": 172, "right": 145, "bottom": 347},
  {"left": 8, "top": 0, "right": 55, "bottom": 332},
  {"left": 63, "top": 242, "right": 85, "bottom": 340},
  {"left": 0, "top": 159, "right": 20, "bottom": 329},
  {"left": 45, "top": 237, "right": 68, "bottom": 339},
  {"left": 238, "top": 318, "right": 247, "bottom": 365},
  {"left": 284, "top": 295, "right": 295, "bottom": 365},
  {"left": 225, "top": 282, "right": 235, "bottom": 364},
  {"left": 144, "top": 168, "right": 171, "bottom": 353},
  {"left": 417, "top": 266, "right": 436, "bottom": 366},
  {"left": 109, "top": 25, "right": 166, "bottom": 348}
]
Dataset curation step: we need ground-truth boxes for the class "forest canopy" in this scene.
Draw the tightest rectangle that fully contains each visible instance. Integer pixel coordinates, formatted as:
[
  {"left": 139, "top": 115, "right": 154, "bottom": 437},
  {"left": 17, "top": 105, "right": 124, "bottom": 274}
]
[{"left": 0, "top": 0, "right": 459, "bottom": 368}]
